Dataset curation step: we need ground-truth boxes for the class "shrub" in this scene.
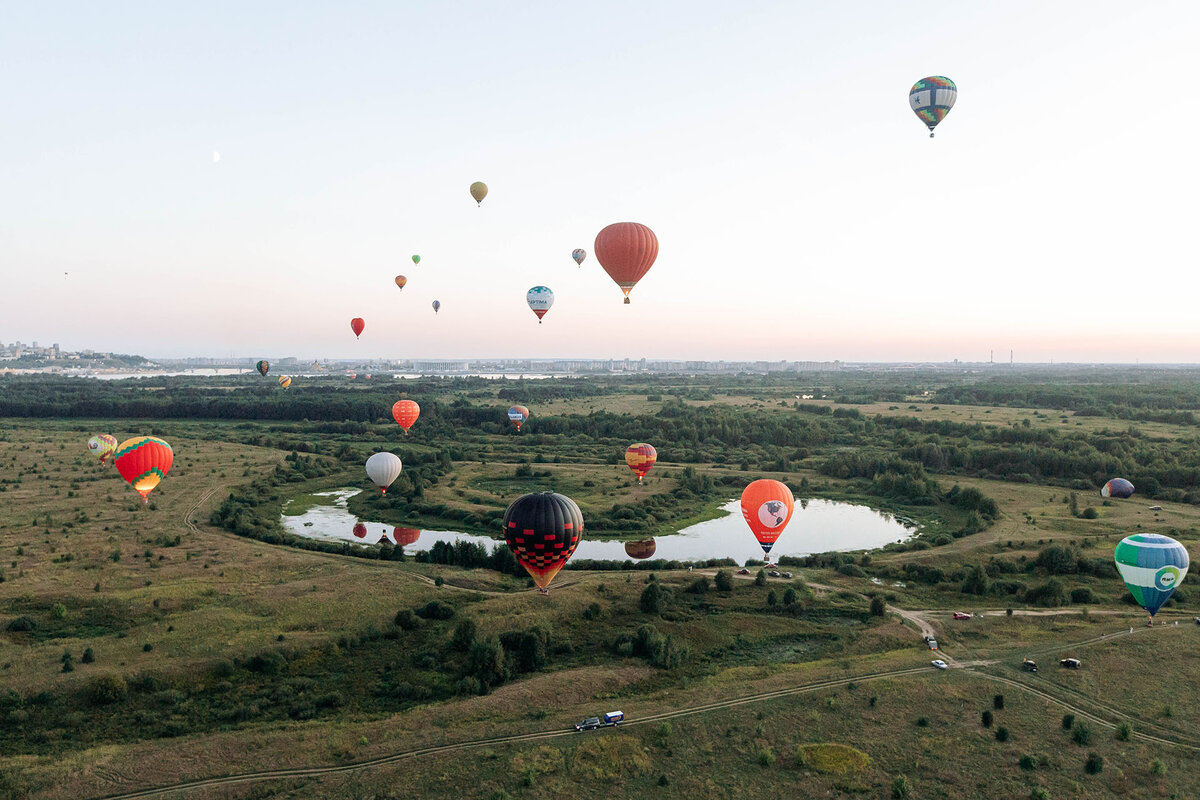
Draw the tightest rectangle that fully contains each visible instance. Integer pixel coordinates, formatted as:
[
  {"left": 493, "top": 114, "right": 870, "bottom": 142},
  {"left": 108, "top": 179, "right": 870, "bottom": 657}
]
[
  {"left": 87, "top": 674, "right": 128, "bottom": 705},
  {"left": 640, "top": 582, "right": 668, "bottom": 613},
  {"left": 1151, "top": 758, "right": 1166, "bottom": 776},
  {"left": 1072, "top": 721, "right": 1092, "bottom": 746},
  {"left": 981, "top": 710, "right": 993, "bottom": 728},
  {"left": 795, "top": 743, "right": 871, "bottom": 774},
  {"left": 394, "top": 609, "right": 418, "bottom": 630},
  {"left": 714, "top": 569, "right": 733, "bottom": 591},
  {"left": 1080, "top": 507, "right": 1099, "bottom": 519},
  {"left": 1030, "top": 789, "right": 1049, "bottom": 800},
  {"left": 891, "top": 774, "right": 911, "bottom": 799},
  {"left": 451, "top": 619, "right": 478, "bottom": 652},
  {"left": 766, "top": 590, "right": 778, "bottom": 607},
  {"left": 754, "top": 569, "right": 767, "bottom": 586},
  {"left": 994, "top": 694, "right": 1004, "bottom": 710},
  {"left": 1070, "top": 587, "right": 1094, "bottom": 604},
  {"left": 6, "top": 616, "right": 36, "bottom": 632},
  {"left": 996, "top": 726, "right": 1010, "bottom": 742},
  {"left": 416, "top": 601, "right": 455, "bottom": 620},
  {"left": 81, "top": 647, "right": 95, "bottom": 664},
  {"left": 50, "top": 603, "right": 67, "bottom": 620},
  {"left": 869, "top": 596, "right": 886, "bottom": 616},
  {"left": 1114, "top": 722, "right": 1131, "bottom": 741},
  {"left": 1084, "top": 752, "right": 1103, "bottom": 774},
  {"left": 1026, "top": 579, "right": 1068, "bottom": 606},
  {"left": 685, "top": 576, "right": 710, "bottom": 594},
  {"left": 783, "top": 587, "right": 799, "bottom": 605},
  {"left": 756, "top": 747, "right": 775, "bottom": 767},
  {"left": 915, "top": 717, "right": 929, "bottom": 727},
  {"left": 1019, "top": 754, "right": 1036, "bottom": 770},
  {"left": 1061, "top": 713, "right": 1075, "bottom": 730}
]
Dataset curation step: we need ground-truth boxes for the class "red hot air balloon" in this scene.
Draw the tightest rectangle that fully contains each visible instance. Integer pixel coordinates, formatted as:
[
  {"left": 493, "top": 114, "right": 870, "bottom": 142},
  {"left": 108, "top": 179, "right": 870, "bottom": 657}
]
[
  {"left": 502, "top": 492, "right": 583, "bottom": 593},
  {"left": 353, "top": 522, "right": 367, "bottom": 539},
  {"left": 350, "top": 318, "right": 365, "bottom": 338},
  {"left": 114, "top": 436, "right": 174, "bottom": 503},
  {"left": 392, "top": 400, "right": 420, "bottom": 434},
  {"left": 740, "top": 479, "right": 795, "bottom": 561},
  {"left": 594, "top": 222, "right": 658, "bottom": 304},
  {"left": 625, "top": 443, "right": 657, "bottom": 483},
  {"left": 392, "top": 527, "right": 421, "bottom": 547}
]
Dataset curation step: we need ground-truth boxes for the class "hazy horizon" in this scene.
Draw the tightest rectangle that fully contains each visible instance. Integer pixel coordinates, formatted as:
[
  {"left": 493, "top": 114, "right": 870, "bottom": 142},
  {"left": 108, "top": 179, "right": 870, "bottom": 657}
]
[{"left": 4, "top": 1, "right": 1199, "bottom": 362}]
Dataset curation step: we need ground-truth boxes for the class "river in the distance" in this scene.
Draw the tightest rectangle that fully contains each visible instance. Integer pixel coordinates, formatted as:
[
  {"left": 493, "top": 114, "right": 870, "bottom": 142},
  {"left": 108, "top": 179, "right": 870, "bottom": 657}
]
[{"left": 281, "top": 490, "right": 915, "bottom": 562}]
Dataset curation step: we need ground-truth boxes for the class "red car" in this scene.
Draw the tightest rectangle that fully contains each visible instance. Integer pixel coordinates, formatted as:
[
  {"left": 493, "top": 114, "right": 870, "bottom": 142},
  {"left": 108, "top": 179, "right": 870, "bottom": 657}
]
[{"left": 952, "top": 612, "right": 972, "bottom": 620}]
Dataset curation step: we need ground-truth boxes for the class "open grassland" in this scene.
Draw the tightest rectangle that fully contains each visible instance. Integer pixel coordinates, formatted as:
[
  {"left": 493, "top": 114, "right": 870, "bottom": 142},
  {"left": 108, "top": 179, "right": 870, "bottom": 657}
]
[{"left": 2, "top": 370, "right": 1200, "bottom": 799}]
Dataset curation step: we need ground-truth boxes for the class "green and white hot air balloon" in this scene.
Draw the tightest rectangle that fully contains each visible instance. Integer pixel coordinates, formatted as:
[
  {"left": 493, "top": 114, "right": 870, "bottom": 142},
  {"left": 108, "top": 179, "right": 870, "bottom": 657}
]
[{"left": 1114, "top": 533, "right": 1190, "bottom": 620}]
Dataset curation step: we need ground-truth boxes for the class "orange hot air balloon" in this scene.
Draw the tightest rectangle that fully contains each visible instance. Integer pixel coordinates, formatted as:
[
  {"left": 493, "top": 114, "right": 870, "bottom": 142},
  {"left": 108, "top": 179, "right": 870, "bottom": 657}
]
[
  {"left": 392, "top": 400, "right": 420, "bottom": 434},
  {"left": 394, "top": 275, "right": 407, "bottom": 290},
  {"left": 740, "top": 479, "right": 795, "bottom": 559},
  {"left": 594, "top": 222, "right": 658, "bottom": 304},
  {"left": 353, "top": 522, "right": 367, "bottom": 539},
  {"left": 393, "top": 527, "right": 421, "bottom": 547},
  {"left": 350, "top": 318, "right": 365, "bottom": 338},
  {"left": 625, "top": 443, "right": 657, "bottom": 483},
  {"left": 625, "top": 539, "right": 657, "bottom": 560},
  {"left": 114, "top": 436, "right": 174, "bottom": 503}
]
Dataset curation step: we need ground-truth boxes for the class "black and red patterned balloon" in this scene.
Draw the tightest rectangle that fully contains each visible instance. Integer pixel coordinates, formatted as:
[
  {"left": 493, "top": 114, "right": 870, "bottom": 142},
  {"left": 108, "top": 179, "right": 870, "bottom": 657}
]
[{"left": 502, "top": 492, "right": 584, "bottom": 591}]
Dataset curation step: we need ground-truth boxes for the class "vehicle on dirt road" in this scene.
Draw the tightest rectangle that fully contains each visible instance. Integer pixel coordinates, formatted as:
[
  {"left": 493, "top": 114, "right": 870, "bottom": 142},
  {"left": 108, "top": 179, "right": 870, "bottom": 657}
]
[
  {"left": 1022, "top": 659, "right": 1038, "bottom": 673},
  {"left": 576, "top": 711, "right": 624, "bottom": 731},
  {"left": 931, "top": 660, "right": 948, "bottom": 670},
  {"left": 1059, "top": 658, "right": 1081, "bottom": 669},
  {"left": 952, "top": 612, "right": 971, "bottom": 620},
  {"left": 737, "top": 568, "right": 750, "bottom": 575}
]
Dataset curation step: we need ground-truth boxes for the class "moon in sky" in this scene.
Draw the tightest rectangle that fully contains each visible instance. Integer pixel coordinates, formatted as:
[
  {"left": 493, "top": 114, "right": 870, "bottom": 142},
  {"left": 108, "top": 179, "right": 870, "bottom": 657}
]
[{"left": 212, "top": 151, "right": 220, "bottom": 163}]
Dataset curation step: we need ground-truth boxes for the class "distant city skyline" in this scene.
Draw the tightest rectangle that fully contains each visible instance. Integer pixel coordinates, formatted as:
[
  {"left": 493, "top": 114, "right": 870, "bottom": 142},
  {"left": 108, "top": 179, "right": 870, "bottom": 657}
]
[{"left": 3, "top": 2, "right": 1199, "bottom": 362}]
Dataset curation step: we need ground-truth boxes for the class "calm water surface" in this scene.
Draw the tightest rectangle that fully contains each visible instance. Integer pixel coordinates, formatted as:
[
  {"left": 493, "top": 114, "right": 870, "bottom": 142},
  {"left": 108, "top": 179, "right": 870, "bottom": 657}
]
[{"left": 282, "top": 490, "right": 914, "bottom": 562}]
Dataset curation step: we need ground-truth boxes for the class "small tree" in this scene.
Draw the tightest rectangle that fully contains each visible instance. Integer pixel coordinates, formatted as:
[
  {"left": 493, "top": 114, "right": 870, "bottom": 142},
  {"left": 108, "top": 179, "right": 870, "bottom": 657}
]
[
  {"left": 766, "top": 590, "right": 778, "bottom": 607},
  {"left": 994, "top": 694, "right": 1005, "bottom": 710},
  {"left": 81, "top": 647, "right": 95, "bottom": 664},
  {"left": 640, "top": 582, "right": 666, "bottom": 614},
  {"left": 1061, "top": 713, "right": 1075, "bottom": 730},
  {"left": 1072, "top": 721, "right": 1092, "bottom": 746},
  {"left": 450, "top": 619, "right": 477, "bottom": 652},
  {"left": 1151, "top": 758, "right": 1166, "bottom": 776},
  {"left": 995, "top": 726, "right": 1010, "bottom": 742},
  {"left": 394, "top": 608, "right": 418, "bottom": 630},
  {"left": 755, "top": 569, "right": 768, "bottom": 587},
  {"left": 891, "top": 774, "right": 911, "bottom": 799},
  {"left": 783, "top": 587, "right": 799, "bottom": 606},
  {"left": 1115, "top": 722, "right": 1131, "bottom": 741},
  {"left": 981, "top": 710, "right": 993, "bottom": 728},
  {"left": 714, "top": 569, "right": 733, "bottom": 592},
  {"left": 1084, "top": 752, "right": 1103, "bottom": 774}
]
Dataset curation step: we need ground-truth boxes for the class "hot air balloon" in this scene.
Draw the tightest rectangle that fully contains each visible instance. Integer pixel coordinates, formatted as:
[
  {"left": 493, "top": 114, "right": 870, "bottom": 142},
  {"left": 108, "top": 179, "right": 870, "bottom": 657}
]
[
  {"left": 1115, "top": 534, "right": 1190, "bottom": 621},
  {"left": 526, "top": 286, "right": 554, "bottom": 323},
  {"left": 572, "top": 249, "right": 586, "bottom": 266},
  {"left": 909, "top": 76, "right": 957, "bottom": 137},
  {"left": 1102, "top": 478, "right": 1135, "bottom": 499},
  {"left": 114, "top": 436, "right": 174, "bottom": 503},
  {"left": 740, "top": 479, "right": 795, "bottom": 562},
  {"left": 353, "top": 522, "right": 367, "bottom": 539},
  {"left": 87, "top": 434, "right": 118, "bottom": 465},
  {"left": 502, "top": 492, "right": 583, "bottom": 592},
  {"left": 392, "top": 400, "right": 420, "bottom": 434},
  {"left": 351, "top": 318, "right": 365, "bottom": 338},
  {"left": 625, "top": 539, "right": 657, "bottom": 560},
  {"left": 395, "top": 275, "right": 407, "bottom": 290},
  {"left": 411, "top": 255, "right": 420, "bottom": 265},
  {"left": 625, "top": 443, "right": 657, "bottom": 483},
  {"left": 508, "top": 405, "right": 530, "bottom": 432},
  {"left": 393, "top": 527, "right": 420, "bottom": 547},
  {"left": 470, "top": 181, "right": 488, "bottom": 205},
  {"left": 256, "top": 360, "right": 269, "bottom": 376},
  {"left": 365, "top": 452, "right": 403, "bottom": 494},
  {"left": 432, "top": 300, "right": 441, "bottom": 314},
  {"left": 594, "top": 222, "right": 658, "bottom": 304},
  {"left": 278, "top": 376, "right": 292, "bottom": 389}
]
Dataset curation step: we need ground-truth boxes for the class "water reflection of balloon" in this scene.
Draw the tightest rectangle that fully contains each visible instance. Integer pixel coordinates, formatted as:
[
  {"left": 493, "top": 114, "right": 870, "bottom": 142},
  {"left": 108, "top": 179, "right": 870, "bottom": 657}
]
[
  {"left": 625, "top": 443, "right": 657, "bottom": 483},
  {"left": 909, "top": 76, "right": 956, "bottom": 138},
  {"left": 393, "top": 527, "right": 420, "bottom": 547},
  {"left": 365, "top": 452, "right": 402, "bottom": 494},
  {"left": 502, "top": 492, "right": 583, "bottom": 592},
  {"left": 353, "top": 522, "right": 367, "bottom": 539},
  {"left": 625, "top": 539, "right": 656, "bottom": 560},
  {"left": 1115, "top": 533, "right": 1189, "bottom": 619},
  {"left": 740, "top": 479, "right": 795, "bottom": 560},
  {"left": 114, "top": 436, "right": 174, "bottom": 503},
  {"left": 1102, "top": 478, "right": 1135, "bottom": 499}
]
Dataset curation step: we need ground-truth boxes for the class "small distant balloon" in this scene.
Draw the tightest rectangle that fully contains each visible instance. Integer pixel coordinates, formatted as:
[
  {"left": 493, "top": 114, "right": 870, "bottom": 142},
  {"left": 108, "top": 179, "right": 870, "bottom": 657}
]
[
  {"left": 87, "top": 434, "right": 118, "bottom": 465},
  {"left": 1102, "top": 478, "right": 1135, "bottom": 499},
  {"left": 278, "top": 376, "right": 292, "bottom": 389},
  {"left": 507, "top": 405, "right": 530, "bottom": 432},
  {"left": 470, "top": 181, "right": 488, "bottom": 205},
  {"left": 392, "top": 400, "right": 420, "bottom": 434},
  {"left": 411, "top": 255, "right": 421, "bottom": 265},
  {"left": 625, "top": 443, "right": 657, "bottom": 483},
  {"left": 351, "top": 318, "right": 365, "bottom": 338},
  {"left": 256, "top": 360, "right": 269, "bottom": 377},
  {"left": 526, "top": 286, "right": 554, "bottom": 323},
  {"left": 432, "top": 300, "right": 441, "bottom": 313},
  {"left": 395, "top": 275, "right": 407, "bottom": 290},
  {"left": 572, "top": 249, "right": 586, "bottom": 266},
  {"left": 909, "top": 76, "right": 957, "bottom": 137}
]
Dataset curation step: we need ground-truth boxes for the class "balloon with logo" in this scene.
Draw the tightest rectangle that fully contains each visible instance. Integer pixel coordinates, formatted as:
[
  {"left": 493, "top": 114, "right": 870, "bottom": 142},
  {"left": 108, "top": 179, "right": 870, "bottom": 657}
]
[
  {"left": 350, "top": 317, "right": 365, "bottom": 338},
  {"left": 526, "top": 286, "right": 554, "bottom": 323},
  {"left": 278, "top": 376, "right": 292, "bottom": 389},
  {"left": 507, "top": 405, "right": 530, "bottom": 432},
  {"left": 1101, "top": 478, "right": 1135, "bottom": 499},
  {"left": 392, "top": 527, "right": 421, "bottom": 547},
  {"left": 470, "top": 181, "right": 488, "bottom": 205},
  {"left": 1115, "top": 533, "right": 1189, "bottom": 620},
  {"left": 432, "top": 300, "right": 441, "bottom": 314},
  {"left": 114, "top": 436, "right": 174, "bottom": 503},
  {"left": 87, "top": 434, "right": 118, "bottom": 465},
  {"left": 394, "top": 275, "right": 407, "bottom": 291},
  {"left": 392, "top": 400, "right": 420, "bottom": 434},
  {"left": 625, "top": 443, "right": 657, "bottom": 483},
  {"left": 502, "top": 491, "right": 584, "bottom": 592},
  {"left": 594, "top": 222, "right": 658, "bottom": 304},
  {"left": 909, "top": 76, "right": 957, "bottom": 137},
  {"left": 256, "top": 360, "right": 269, "bottom": 376},
  {"left": 365, "top": 452, "right": 402, "bottom": 494},
  {"left": 740, "top": 479, "right": 795, "bottom": 560},
  {"left": 572, "top": 249, "right": 586, "bottom": 266}
]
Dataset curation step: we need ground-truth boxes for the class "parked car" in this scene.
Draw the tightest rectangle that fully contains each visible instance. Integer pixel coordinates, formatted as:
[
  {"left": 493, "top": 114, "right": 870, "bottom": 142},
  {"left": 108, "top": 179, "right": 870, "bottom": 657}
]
[
  {"left": 927, "top": 639, "right": 938, "bottom": 650},
  {"left": 781, "top": 572, "right": 793, "bottom": 579},
  {"left": 952, "top": 612, "right": 971, "bottom": 620},
  {"left": 737, "top": 568, "right": 750, "bottom": 575},
  {"left": 1022, "top": 659, "right": 1038, "bottom": 673},
  {"left": 1059, "top": 658, "right": 1081, "bottom": 669},
  {"left": 931, "top": 659, "right": 948, "bottom": 670},
  {"left": 768, "top": 571, "right": 781, "bottom": 578},
  {"left": 575, "top": 717, "right": 602, "bottom": 731}
]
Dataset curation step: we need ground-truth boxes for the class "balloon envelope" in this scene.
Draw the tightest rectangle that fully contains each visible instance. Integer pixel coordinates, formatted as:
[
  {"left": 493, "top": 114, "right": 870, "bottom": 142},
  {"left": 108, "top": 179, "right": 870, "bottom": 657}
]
[
  {"left": 392, "top": 400, "right": 420, "bottom": 433},
  {"left": 740, "top": 479, "right": 795, "bottom": 555},
  {"left": 1102, "top": 478, "right": 1135, "bottom": 499},
  {"left": 278, "top": 376, "right": 292, "bottom": 389},
  {"left": 594, "top": 222, "right": 658, "bottom": 303},
  {"left": 432, "top": 300, "right": 441, "bottom": 313},
  {"left": 351, "top": 318, "right": 365, "bottom": 338},
  {"left": 256, "top": 360, "right": 269, "bottom": 376},
  {"left": 572, "top": 249, "right": 586, "bottom": 266},
  {"left": 114, "top": 436, "right": 174, "bottom": 502},
  {"left": 508, "top": 405, "right": 530, "bottom": 431},
  {"left": 87, "top": 434, "right": 118, "bottom": 464},
  {"left": 395, "top": 275, "right": 407, "bottom": 290},
  {"left": 625, "top": 443, "right": 657, "bottom": 483},
  {"left": 526, "top": 286, "right": 554, "bottom": 323},
  {"left": 1115, "top": 533, "right": 1190, "bottom": 616},
  {"left": 365, "top": 452, "right": 403, "bottom": 494},
  {"left": 909, "top": 76, "right": 957, "bottom": 136},
  {"left": 470, "top": 181, "right": 488, "bottom": 205},
  {"left": 502, "top": 492, "right": 583, "bottom": 590}
]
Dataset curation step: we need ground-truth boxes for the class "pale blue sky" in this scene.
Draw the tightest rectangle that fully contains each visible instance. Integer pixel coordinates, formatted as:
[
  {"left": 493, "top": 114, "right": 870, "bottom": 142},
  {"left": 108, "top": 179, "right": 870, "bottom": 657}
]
[{"left": 2, "top": 1, "right": 1198, "bottom": 361}]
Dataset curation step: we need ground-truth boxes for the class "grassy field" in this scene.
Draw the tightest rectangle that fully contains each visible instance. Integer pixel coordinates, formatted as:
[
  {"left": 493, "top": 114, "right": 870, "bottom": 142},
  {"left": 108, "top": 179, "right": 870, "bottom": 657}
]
[{"left": 2, "top": 374, "right": 1199, "bottom": 800}]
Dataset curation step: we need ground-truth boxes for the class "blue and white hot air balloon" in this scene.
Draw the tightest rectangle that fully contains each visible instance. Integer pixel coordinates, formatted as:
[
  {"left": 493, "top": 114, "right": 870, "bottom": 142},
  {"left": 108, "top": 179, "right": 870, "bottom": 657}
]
[{"left": 1114, "top": 533, "right": 1190, "bottom": 620}]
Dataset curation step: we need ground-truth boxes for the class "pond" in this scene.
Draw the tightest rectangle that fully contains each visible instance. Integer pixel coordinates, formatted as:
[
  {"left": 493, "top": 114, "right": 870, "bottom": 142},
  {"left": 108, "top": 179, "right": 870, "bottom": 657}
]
[{"left": 281, "top": 490, "right": 915, "bottom": 563}]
